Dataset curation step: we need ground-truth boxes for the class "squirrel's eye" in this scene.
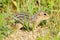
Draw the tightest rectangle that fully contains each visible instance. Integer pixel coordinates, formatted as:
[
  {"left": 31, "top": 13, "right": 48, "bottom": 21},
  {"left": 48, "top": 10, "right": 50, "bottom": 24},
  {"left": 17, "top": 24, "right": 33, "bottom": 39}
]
[{"left": 44, "top": 14, "right": 46, "bottom": 15}]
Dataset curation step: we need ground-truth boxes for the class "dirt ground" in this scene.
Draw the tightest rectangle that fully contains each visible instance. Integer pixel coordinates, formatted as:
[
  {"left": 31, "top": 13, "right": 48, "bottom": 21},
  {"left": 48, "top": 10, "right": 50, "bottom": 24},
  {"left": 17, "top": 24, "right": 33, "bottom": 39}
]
[{"left": 3, "top": 27, "right": 50, "bottom": 40}]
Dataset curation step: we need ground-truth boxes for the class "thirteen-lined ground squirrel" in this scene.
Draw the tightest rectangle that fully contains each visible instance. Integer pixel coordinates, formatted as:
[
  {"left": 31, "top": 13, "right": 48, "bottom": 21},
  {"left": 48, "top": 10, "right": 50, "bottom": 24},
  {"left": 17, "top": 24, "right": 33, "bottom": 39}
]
[{"left": 12, "top": 11, "right": 50, "bottom": 30}]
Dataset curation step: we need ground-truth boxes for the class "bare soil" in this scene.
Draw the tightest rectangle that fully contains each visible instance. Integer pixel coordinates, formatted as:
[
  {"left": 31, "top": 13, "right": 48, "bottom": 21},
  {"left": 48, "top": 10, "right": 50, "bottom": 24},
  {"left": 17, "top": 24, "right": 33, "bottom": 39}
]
[{"left": 3, "top": 27, "right": 50, "bottom": 40}]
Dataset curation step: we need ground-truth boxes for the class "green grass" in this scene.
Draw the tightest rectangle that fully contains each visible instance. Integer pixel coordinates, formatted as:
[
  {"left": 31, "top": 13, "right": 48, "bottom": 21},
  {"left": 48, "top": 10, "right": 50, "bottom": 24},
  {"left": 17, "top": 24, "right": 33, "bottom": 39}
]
[
  {"left": 0, "top": 0, "right": 60, "bottom": 40},
  {"left": 0, "top": 13, "right": 13, "bottom": 40}
]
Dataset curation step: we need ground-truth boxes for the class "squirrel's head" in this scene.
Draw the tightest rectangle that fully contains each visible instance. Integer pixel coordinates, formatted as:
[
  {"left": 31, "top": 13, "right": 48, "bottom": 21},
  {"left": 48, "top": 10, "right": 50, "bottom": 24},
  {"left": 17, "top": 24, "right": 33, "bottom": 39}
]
[{"left": 36, "top": 11, "right": 50, "bottom": 20}]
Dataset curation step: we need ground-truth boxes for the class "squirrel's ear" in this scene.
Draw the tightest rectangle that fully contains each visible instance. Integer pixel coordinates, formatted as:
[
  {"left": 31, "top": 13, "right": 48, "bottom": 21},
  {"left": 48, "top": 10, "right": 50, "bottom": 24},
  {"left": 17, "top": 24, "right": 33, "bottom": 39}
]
[{"left": 38, "top": 13, "right": 41, "bottom": 16}]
